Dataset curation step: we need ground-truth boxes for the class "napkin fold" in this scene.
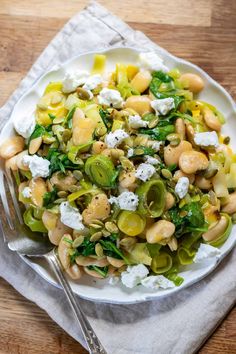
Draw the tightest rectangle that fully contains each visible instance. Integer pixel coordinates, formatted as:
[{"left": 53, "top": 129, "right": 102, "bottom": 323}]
[{"left": 0, "top": 2, "right": 235, "bottom": 353}]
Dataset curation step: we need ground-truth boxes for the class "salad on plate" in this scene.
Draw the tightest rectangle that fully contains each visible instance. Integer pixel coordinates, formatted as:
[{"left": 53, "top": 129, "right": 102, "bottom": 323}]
[{"left": 0, "top": 51, "right": 235, "bottom": 291}]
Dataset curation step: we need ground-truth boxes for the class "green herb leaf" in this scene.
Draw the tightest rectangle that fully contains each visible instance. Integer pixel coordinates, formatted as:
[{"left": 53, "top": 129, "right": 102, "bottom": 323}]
[
  {"left": 43, "top": 187, "right": 57, "bottom": 208},
  {"left": 87, "top": 265, "right": 109, "bottom": 278},
  {"left": 63, "top": 237, "right": 73, "bottom": 245},
  {"left": 152, "top": 71, "right": 173, "bottom": 83},
  {"left": 100, "top": 239, "right": 129, "bottom": 264},
  {"left": 48, "top": 113, "right": 56, "bottom": 121},
  {"left": 99, "top": 108, "right": 112, "bottom": 132},
  {"left": 139, "top": 125, "right": 175, "bottom": 141},
  {"left": 65, "top": 106, "right": 76, "bottom": 129},
  {"left": 29, "top": 124, "right": 45, "bottom": 143}
]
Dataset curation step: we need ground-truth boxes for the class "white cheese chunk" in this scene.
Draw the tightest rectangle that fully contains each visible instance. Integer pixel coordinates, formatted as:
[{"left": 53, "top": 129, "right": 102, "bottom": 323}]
[
  {"left": 83, "top": 74, "right": 102, "bottom": 91},
  {"left": 194, "top": 131, "right": 219, "bottom": 148},
  {"left": 135, "top": 163, "right": 156, "bottom": 182},
  {"left": 62, "top": 70, "right": 90, "bottom": 93},
  {"left": 144, "top": 156, "right": 160, "bottom": 165},
  {"left": 175, "top": 176, "right": 189, "bottom": 199},
  {"left": 121, "top": 264, "right": 149, "bottom": 288},
  {"left": 22, "top": 187, "right": 32, "bottom": 198},
  {"left": 139, "top": 52, "right": 169, "bottom": 73},
  {"left": 14, "top": 112, "right": 36, "bottom": 139},
  {"left": 127, "top": 148, "right": 134, "bottom": 158},
  {"left": 151, "top": 98, "right": 175, "bottom": 116},
  {"left": 60, "top": 201, "right": 84, "bottom": 230},
  {"left": 109, "top": 191, "right": 139, "bottom": 211},
  {"left": 141, "top": 275, "right": 175, "bottom": 290},
  {"left": 22, "top": 155, "right": 50, "bottom": 178},
  {"left": 151, "top": 141, "right": 163, "bottom": 152},
  {"left": 105, "top": 129, "right": 129, "bottom": 148},
  {"left": 97, "top": 88, "right": 124, "bottom": 108},
  {"left": 194, "top": 243, "right": 221, "bottom": 263},
  {"left": 128, "top": 115, "right": 148, "bottom": 129}
]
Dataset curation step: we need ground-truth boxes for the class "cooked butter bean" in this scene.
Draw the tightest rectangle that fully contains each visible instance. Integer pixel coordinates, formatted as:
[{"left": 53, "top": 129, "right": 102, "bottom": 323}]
[
  {"left": 195, "top": 175, "right": 212, "bottom": 190},
  {"left": 29, "top": 137, "right": 42, "bottom": 155},
  {"left": 175, "top": 118, "right": 186, "bottom": 140},
  {"left": 164, "top": 140, "right": 192, "bottom": 166},
  {"left": 179, "top": 151, "right": 209, "bottom": 174},
  {"left": 173, "top": 169, "right": 195, "bottom": 184},
  {"left": 0, "top": 136, "right": 24, "bottom": 159},
  {"left": 130, "top": 70, "right": 152, "bottom": 93},
  {"left": 29, "top": 177, "right": 47, "bottom": 208},
  {"left": 179, "top": 73, "right": 204, "bottom": 93},
  {"left": 92, "top": 141, "right": 107, "bottom": 154},
  {"left": 164, "top": 192, "right": 175, "bottom": 211},
  {"left": 202, "top": 215, "right": 227, "bottom": 242},
  {"left": 146, "top": 220, "right": 175, "bottom": 244},
  {"left": 125, "top": 95, "right": 153, "bottom": 116},
  {"left": 203, "top": 107, "right": 221, "bottom": 131},
  {"left": 221, "top": 192, "right": 236, "bottom": 214}
]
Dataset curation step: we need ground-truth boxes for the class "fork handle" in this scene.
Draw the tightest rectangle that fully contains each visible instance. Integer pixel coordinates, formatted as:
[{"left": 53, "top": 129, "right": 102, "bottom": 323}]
[{"left": 46, "top": 250, "right": 107, "bottom": 354}]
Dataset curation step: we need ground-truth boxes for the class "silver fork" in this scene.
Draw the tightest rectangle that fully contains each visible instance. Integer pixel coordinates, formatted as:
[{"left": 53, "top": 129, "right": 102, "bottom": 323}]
[{"left": 0, "top": 168, "right": 107, "bottom": 354}]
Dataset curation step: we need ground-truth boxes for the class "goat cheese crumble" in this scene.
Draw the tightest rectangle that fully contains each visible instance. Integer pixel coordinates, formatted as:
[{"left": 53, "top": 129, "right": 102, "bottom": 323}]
[
  {"left": 14, "top": 112, "right": 36, "bottom": 139},
  {"left": 127, "top": 148, "right": 134, "bottom": 158},
  {"left": 139, "top": 52, "right": 169, "bottom": 73},
  {"left": 128, "top": 115, "right": 148, "bottom": 129},
  {"left": 135, "top": 163, "right": 156, "bottom": 182},
  {"left": 151, "top": 98, "right": 175, "bottom": 116},
  {"left": 62, "top": 70, "right": 90, "bottom": 93},
  {"left": 60, "top": 202, "right": 84, "bottom": 230},
  {"left": 22, "top": 155, "right": 50, "bottom": 178},
  {"left": 121, "top": 264, "right": 149, "bottom": 288},
  {"left": 144, "top": 156, "right": 160, "bottom": 165},
  {"left": 141, "top": 275, "right": 175, "bottom": 290},
  {"left": 83, "top": 74, "right": 102, "bottom": 91},
  {"left": 105, "top": 129, "right": 129, "bottom": 148},
  {"left": 175, "top": 176, "right": 189, "bottom": 199},
  {"left": 194, "top": 131, "right": 219, "bottom": 148},
  {"left": 109, "top": 191, "right": 139, "bottom": 211},
  {"left": 151, "top": 141, "right": 163, "bottom": 152},
  {"left": 97, "top": 88, "right": 124, "bottom": 108},
  {"left": 22, "top": 187, "right": 32, "bottom": 198},
  {"left": 194, "top": 243, "right": 221, "bottom": 263}
]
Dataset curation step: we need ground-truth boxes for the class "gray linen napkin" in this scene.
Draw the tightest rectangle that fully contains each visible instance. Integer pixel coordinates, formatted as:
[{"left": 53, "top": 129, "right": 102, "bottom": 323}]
[{"left": 0, "top": 2, "right": 235, "bottom": 353}]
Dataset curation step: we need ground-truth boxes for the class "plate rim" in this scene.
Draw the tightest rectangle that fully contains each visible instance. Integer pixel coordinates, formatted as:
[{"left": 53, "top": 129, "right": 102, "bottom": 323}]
[{"left": 2, "top": 45, "right": 236, "bottom": 304}]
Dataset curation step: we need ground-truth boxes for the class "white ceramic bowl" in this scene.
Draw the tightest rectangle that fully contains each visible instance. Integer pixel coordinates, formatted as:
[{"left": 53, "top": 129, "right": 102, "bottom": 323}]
[{"left": 1, "top": 47, "right": 236, "bottom": 304}]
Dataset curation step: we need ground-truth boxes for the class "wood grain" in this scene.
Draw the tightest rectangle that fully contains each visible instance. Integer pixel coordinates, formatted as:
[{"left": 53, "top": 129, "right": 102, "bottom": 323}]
[{"left": 0, "top": 0, "right": 236, "bottom": 353}]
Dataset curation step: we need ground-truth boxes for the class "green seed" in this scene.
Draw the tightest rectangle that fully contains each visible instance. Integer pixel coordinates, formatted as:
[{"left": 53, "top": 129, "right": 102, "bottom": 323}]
[
  {"left": 231, "top": 213, "right": 236, "bottom": 224},
  {"left": 105, "top": 221, "right": 119, "bottom": 233},
  {"left": 76, "top": 87, "right": 91, "bottom": 100},
  {"left": 223, "top": 136, "right": 230, "bottom": 145},
  {"left": 170, "top": 139, "right": 180, "bottom": 147},
  {"left": 68, "top": 185, "right": 81, "bottom": 193},
  {"left": 161, "top": 169, "right": 172, "bottom": 179},
  {"left": 73, "top": 235, "right": 84, "bottom": 248},
  {"left": 89, "top": 223, "right": 102, "bottom": 229},
  {"left": 148, "top": 118, "right": 159, "bottom": 128},
  {"left": 167, "top": 133, "right": 180, "bottom": 142},
  {"left": 90, "top": 231, "right": 103, "bottom": 242},
  {"left": 62, "top": 129, "right": 72, "bottom": 143},
  {"left": 57, "top": 191, "right": 68, "bottom": 198},
  {"left": 73, "top": 170, "right": 83, "bottom": 181},
  {"left": 119, "top": 157, "right": 134, "bottom": 171},
  {"left": 95, "top": 243, "right": 104, "bottom": 257},
  {"left": 102, "top": 229, "right": 111, "bottom": 237},
  {"left": 135, "top": 148, "right": 144, "bottom": 155}
]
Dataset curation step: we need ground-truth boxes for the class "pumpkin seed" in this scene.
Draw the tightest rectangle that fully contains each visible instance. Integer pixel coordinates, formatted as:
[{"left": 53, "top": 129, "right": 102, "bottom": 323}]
[
  {"left": 119, "top": 156, "right": 134, "bottom": 171},
  {"left": 54, "top": 198, "right": 67, "bottom": 204},
  {"left": 76, "top": 87, "right": 91, "bottom": 100},
  {"left": 148, "top": 117, "right": 159, "bottom": 128},
  {"left": 90, "top": 219, "right": 104, "bottom": 227},
  {"left": 170, "top": 139, "right": 180, "bottom": 147},
  {"left": 90, "top": 231, "right": 103, "bottom": 242},
  {"left": 73, "top": 170, "right": 83, "bottom": 181},
  {"left": 89, "top": 223, "right": 103, "bottom": 230},
  {"left": 161, "top": 169, "right": 172, "bottom": 179},
  {"left": 57, "top": 191, "right": 68, "bottom": 198},
  {"left": 68, "top": 185, "right": 81, "bottom": 193},
  {"left": 62, "top": 129, "right": 72, "bottom": 142},
  {"left": 208, "top": 190, "right": 218, "bottom": 206},
  {"left": 167, "top": 133, "right": 180, "bottom": 142},
  {"left": 231, "top": 213, "right": 236, "bottom": 224},
  {"left": 223, "top": 136, "right": 230, "bottom": 145},
  {"left": 135, "top": 148, "right": 144, "bottom": 155},
  {"left": 43, "top": 136, "right": 56, "bottom": 144},
  {"left": 105, "top": 221, "right": 118, "bottom": 233},
  {"left": 95, "top": 243, "right": 104, "bottom": 257},
  {"left": 73, "top": 235, "right": 84, "bottom": 248},
  {"left": 119, "top": 237, "right": 136, "bottom": 251},
  {"left": 102, "top": 229, "right": 111, "bottom": 237},
  {"left": 95, "top": 125, "right": 107, "bottom": 137},
  {"left": 37, "top": 102, "right": 48, "bottom": 110}
]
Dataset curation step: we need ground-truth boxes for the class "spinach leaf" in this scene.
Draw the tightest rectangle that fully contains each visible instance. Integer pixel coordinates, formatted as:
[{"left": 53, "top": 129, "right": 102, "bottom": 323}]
[
  {"left": 87, "top": 265, "right": 109, "bottom": 278},
  {"left": 46, "top": 148, "right": 79, "bottom": 175},
  {"left": 130, "top": 146, "right": 156, "bottom": 158},
  {"left": 99, "top": 108, "right": 112, "bottom": 132},
  {"left": 43, "top": 187, "right": 57, "bottom": 208},
  {"left": 48, "top": 113, "right": 56, "bottom": 121},
  {"left": 152, "top": 71, "right": 173, "bottom": 83},
  {"left": 183, "top": 202, "right": 205, "bottom": 228},
  {"left": 100, "top": 238, "right": 129, "bottom": 264},
  {"left": 29, "top": 124, "right": 45, "bottom": 143},
  {"left": 139, "top": 125, "right": 175, "bottom": 141}
]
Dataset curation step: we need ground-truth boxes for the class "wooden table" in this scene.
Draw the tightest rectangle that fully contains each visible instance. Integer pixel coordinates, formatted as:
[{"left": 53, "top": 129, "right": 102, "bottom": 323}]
[{"left": 0, "top": 1, "right": 235, "bottom": 353}]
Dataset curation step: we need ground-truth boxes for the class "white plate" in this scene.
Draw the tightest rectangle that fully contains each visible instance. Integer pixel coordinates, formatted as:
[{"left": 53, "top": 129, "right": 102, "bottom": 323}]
[{"left": 1, "top": 47, "right": 236, "bottom": 304}]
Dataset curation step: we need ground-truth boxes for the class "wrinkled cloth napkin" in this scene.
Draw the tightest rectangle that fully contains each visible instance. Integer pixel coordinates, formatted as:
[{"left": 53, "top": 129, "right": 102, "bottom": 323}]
[{"left": 0, "top": 2, "right": 235, "bottom": 353}]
